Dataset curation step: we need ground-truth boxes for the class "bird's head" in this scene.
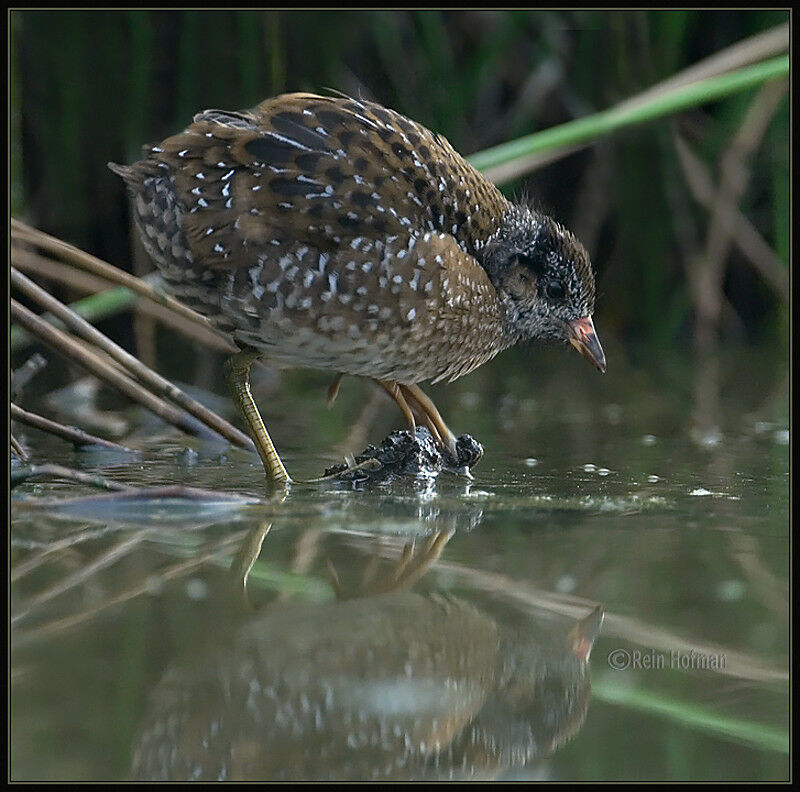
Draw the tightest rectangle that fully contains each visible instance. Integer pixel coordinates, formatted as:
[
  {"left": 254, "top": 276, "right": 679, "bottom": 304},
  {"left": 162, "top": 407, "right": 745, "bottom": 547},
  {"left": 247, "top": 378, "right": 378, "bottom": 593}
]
[{"left": 482, "top": 206, "right": 606, "bottom": 372}]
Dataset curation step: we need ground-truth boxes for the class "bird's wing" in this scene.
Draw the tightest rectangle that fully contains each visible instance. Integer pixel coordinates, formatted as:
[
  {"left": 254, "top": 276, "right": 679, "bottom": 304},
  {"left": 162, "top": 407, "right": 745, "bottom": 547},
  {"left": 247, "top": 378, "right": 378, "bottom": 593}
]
[
  {"left": 204, "top": 229, "right": 507, "bottom": 383},
  {"left": 127, "top": 93, "right": 509, "bottom": 269}
]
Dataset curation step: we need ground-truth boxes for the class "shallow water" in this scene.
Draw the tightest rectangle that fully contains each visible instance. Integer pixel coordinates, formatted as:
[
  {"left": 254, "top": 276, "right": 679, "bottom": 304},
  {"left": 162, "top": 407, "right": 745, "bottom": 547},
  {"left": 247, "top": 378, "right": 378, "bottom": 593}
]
[{"left": 10, "top": 343, "right": 790, "bottom": 780}]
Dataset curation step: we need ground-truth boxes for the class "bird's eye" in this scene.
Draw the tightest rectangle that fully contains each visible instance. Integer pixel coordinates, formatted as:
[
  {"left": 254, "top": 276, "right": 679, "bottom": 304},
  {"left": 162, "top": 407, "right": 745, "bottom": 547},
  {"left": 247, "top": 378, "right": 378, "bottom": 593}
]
[{"left": 545, "top": 279, "right": 566, "bottom": 300}]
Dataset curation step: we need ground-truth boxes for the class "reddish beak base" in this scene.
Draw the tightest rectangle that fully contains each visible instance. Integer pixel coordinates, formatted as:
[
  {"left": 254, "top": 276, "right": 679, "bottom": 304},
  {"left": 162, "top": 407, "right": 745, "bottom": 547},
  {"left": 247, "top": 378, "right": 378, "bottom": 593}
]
[
  {"left": 570, "top": 605, "right": 605, "bottom": 660},
  {"left": 568, "top": 316, "right": 606, "bottom": 373}
]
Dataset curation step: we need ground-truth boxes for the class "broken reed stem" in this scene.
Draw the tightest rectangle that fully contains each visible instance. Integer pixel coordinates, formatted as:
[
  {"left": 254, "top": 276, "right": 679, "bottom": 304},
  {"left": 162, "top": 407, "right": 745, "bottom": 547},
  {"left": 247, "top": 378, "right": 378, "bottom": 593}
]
[
  {"left": 707, "top": 80, "right": 788, "bottom": 265},
  {"left": 11, "top": 352, "right": 48, "bottom": 398},
  {"left": 10, "top": 402, "right": 137, "bottom": 453},
  {"left": 477, "top": 25, "right": 788, "bottom": 184},
  {"left": 695, "top": 80, "right": 788, "bottom": 350},
  {"left": 11, "top": 244, "right": 118, "bottom": 294},
  {"left": 613, "top": 24, "right": 789, "bottom": 116},
  {"left": 11, "top": 269, "right": 254, "bottom": 451},
  {"left": 10, "top": 433, "right": 28, "bottom": 460},
  {"left": 12, "top": 529, "right": 249, "bottom": 647},
  {"left": 11, "top": 525, "right": 125, "bottom": 583},
  {"left": 11, "top": 531, "right": 151, "bottom": 626},
  {"left": 10, "top": 218, "right": 236, "bottom": 352},
  {"left": 335, "top": 388, "right": 385, "bottom": 458},
  {"left": 11, "top": 299, "right": 223, "bottom": 443},
  {"left": 10, "top": 245, "right": 235, "bottom": 353},
  {"left": 10, "top": 463, "right": 132, "bottom": 491},
  {"left": 673, "top": 132, "right": 789, "bottom": 301}
]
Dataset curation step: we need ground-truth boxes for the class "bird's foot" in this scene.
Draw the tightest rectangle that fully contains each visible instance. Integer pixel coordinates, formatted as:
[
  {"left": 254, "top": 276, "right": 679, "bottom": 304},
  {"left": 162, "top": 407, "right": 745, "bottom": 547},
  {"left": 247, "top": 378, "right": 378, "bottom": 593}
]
[
  {"left": 322, "top": 425, "right": 482, "bottom": 484},
  {"left": 375, "top": 379, "right": 459, "bottom": 458}
]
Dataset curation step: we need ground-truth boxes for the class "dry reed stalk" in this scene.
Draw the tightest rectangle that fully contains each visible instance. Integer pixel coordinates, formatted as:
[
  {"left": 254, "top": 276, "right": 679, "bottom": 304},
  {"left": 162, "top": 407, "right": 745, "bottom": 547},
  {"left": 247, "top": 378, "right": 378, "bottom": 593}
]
[
  {"left": 12, "top": 268, "right": 254, "bottom": 450},
  {"left": 11, "top": 299, "right": 222, "bottom": 443}
]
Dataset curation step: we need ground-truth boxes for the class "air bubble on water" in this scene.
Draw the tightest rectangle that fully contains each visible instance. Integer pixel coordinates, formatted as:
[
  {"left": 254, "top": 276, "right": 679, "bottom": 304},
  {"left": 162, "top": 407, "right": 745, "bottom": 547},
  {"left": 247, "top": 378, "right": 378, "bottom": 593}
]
[
  {"left": 179, "top": 447, "right": 199, "bottom": 466},
  {"left": 555, "top": 574, "right": 577, "bottom": 593},
  {"left": 464, "top": 489, "right": 494, "bottom": 499},
  {"left": 697, "top": 430, "right": 722, "bottom": 448},
  {"left": 186, "top": 578, "right": 209, "bottom": 600},
  {"left": 717, "top": 579, "right": 745, "bottom": 601}
]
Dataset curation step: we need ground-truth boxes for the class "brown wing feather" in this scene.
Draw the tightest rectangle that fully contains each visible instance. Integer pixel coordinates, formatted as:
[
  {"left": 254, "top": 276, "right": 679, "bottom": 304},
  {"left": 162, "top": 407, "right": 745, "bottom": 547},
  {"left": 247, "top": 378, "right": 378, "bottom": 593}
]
[
  {"left": 204, "top": 228, "right": 508, "bottom": 384},
  {"left": 123, "top": 93, "right": 510, "bottom": 271}
]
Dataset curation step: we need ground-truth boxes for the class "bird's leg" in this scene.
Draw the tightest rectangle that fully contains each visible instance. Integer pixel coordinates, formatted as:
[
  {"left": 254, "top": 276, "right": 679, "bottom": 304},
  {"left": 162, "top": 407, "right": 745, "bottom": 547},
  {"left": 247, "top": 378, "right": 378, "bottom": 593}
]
[
  {"left": 383, "top": 530, "right": 454, "bottom": 592},
  {"left": 374, "top": 379, "right": 458, "bottom": 459},
  {"left": 228, "top": 521, "right": 271, "bottom": 609},
  {"left": 327, "top": 530, "right": 453, "bottom": 600},
  {"left": 397, "top": 385, "right": 445, "bottom": 447},
  {"left": 326, "top": 373, "right": 344, "bottom": 407},
  {"left": 375, "top": 379, "right": 416, "bottom": 431},
  {"left": 224, "top": 348, "right": 292, "bottom": 485},
  {"left": 360, "top": 531, "right": 454, "bottom": 596},
  {"left": 399, "top": 383, "right": 458, "bottom": 458}
]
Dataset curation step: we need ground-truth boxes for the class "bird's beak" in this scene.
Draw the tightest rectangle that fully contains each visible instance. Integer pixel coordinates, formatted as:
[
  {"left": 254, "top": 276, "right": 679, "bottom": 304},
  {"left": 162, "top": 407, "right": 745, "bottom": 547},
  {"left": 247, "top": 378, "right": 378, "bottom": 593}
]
[
  {"left": 567, "top": 316, "right": 606, "bottom": 373},
  {"left": 570, "top": 605, "right": 605, "bottom": 661}
]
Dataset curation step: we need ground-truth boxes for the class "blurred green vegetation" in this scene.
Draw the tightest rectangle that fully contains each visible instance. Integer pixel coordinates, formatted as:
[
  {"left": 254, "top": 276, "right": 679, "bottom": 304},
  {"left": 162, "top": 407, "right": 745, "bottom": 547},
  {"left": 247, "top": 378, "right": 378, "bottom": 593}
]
[{"left": 10, "top": 9, "right": 789, "bottom": 351}]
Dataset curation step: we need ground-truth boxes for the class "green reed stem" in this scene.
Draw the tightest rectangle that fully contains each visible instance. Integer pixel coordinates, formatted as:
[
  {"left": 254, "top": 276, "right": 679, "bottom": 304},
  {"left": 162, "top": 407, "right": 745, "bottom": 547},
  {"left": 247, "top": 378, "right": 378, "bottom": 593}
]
[{"left": 468, "top": 56, "right": 789, "bottom": 174}]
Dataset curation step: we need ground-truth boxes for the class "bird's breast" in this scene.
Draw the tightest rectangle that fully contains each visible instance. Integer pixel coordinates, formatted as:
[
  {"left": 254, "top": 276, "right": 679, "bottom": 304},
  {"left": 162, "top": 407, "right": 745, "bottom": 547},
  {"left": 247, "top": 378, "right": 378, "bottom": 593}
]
[{"left": 210, "top": 231, "right": 511, "bottom": 383}]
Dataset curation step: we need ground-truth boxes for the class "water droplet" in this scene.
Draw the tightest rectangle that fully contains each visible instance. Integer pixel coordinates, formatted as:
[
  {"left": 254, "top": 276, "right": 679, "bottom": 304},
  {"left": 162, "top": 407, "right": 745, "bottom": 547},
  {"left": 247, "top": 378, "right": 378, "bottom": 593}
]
[
  {"left": 186, "top": 578, "right": 209, "bottom": 600},
  {"left": 583, "top": 463, "right": 596, "bottom": 472},
  {"left": 464, "top": 489, "right": 494, "bottom": 499},
  {"left": 690, "top": 487, "right": 712, "bottom": 496},
  {"left": 597, "top": 468, "right": 611, "bottom": 477},
  {"left": 697, "top": 429, "right": 722, "bottom": 448},
  {"left": 179, "top": 447, "right": 199, "bottom": 466},
  {"left": 641, "top": 434, "right": 657, "bottom": 446},
  {"left": 555, "top": 574, "right": 577, "bottom": 593},
  {"left": 647, "top": 474, "right": 660, "bottom": 483},
  {"left": 774, "top": 429, "right": 789, "bottom": 446},
  {"left": 524, "top": 458, "right": 538, "bottom": 467},
  {"left": 716, "top": 579, "right": 745, "bottom": 601}
]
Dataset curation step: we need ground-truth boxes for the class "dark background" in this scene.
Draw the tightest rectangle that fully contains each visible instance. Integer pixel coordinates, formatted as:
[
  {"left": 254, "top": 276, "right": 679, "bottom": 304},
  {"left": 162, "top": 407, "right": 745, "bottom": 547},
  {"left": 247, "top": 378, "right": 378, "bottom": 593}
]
[{"left": 10, "top": 10, "right": 789, "bottom": 358}]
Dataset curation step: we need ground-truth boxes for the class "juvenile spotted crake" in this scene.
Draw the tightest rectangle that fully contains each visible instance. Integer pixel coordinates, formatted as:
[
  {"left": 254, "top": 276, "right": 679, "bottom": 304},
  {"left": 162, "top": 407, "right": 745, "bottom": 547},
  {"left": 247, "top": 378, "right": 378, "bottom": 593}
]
[{"left": 111, "top": 93, "right": 605, "bottom": 485}]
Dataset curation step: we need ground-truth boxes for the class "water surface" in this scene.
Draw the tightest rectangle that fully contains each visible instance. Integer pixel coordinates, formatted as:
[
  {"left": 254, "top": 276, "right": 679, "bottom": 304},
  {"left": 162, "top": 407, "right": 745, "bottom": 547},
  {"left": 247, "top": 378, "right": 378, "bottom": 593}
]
[{"left": 10, "top": 343, "right": 790, "bottom": 780}]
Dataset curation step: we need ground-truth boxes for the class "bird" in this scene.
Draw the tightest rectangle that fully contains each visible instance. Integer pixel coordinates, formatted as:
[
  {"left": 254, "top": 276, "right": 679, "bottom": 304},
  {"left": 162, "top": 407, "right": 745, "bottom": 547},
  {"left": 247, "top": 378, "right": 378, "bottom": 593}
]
[
  {"left": 110, "top": 92, "right": 605, "bottom": 485},
  {"left": 130, "top": 589, "right": 604, "bottom": 781}
]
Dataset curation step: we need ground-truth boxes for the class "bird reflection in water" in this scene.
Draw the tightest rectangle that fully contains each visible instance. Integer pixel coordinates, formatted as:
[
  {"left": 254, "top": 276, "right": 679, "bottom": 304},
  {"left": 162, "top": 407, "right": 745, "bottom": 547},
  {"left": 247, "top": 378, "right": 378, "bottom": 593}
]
[{"left": 132, "top": 526, "right": 603, "bottom": 780}]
